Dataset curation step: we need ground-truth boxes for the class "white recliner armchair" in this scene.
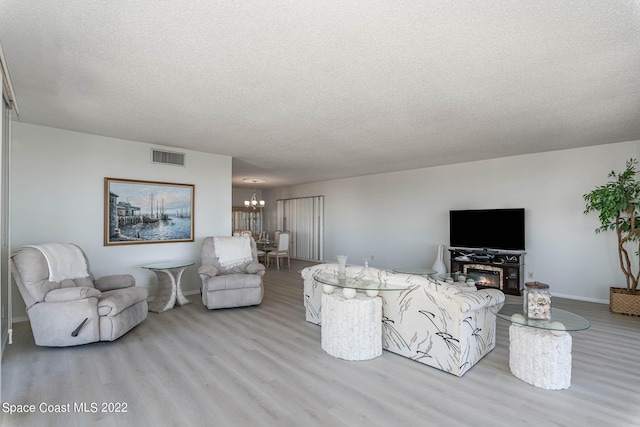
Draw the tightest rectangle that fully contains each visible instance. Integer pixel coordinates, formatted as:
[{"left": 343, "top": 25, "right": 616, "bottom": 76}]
[
  {"left": 199, "top": 236, "right": 266, "bottom": 309},
  {"left": 302, "top": 263, "right": 505, "bottom": 376},
  {"left": 11, "top": 243, "right": 148, "bottom": 347}
]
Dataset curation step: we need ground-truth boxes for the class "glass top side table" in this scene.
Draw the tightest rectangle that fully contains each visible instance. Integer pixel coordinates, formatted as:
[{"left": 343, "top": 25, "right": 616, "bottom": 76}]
[
  {"left": 142, "top": 260, "right": 194, "bottom": 313},
  {"left": 142, "top": 260, "right": 194, "bottom": 271}
]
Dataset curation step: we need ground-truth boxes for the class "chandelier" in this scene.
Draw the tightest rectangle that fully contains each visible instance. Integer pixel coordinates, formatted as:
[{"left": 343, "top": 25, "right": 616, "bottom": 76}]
[
  {"left": 244, "top": 191, "right": 265, "bottom": 210},
  {"left": 242, "top": 178, "right": 266, "bottom": 210}
]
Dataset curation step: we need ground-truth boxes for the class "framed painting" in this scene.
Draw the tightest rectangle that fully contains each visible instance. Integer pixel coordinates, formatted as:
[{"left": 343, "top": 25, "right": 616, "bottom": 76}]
[{"left": 105, "top": 177, "right": 194, "bottom": 246}]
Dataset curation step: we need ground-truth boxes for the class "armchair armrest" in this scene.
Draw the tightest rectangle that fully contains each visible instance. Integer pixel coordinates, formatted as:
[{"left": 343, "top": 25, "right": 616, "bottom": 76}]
[
  {"left": 454, "top": 289, "right": 505, "bottom": 313},
  {"left": 94, "top": 274, "right": 135, "bottom": 291},
  {"left": 198, "top": 265, "right": 219, "bottom": 279},
  {"left": 44, "top": 287, "right": 101, "bottom": 303},
  {"left": 245, "top": 262, "right": 266, "bottom": 275}
]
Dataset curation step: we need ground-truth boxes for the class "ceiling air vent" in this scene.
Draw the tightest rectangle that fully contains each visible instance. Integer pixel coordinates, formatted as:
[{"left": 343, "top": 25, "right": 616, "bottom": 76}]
[{"left": 151, "top": 149, "right": 185, "bottom": 167}]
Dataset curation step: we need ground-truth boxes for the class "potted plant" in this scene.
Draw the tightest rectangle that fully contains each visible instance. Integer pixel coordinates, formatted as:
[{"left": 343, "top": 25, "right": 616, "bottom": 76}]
[{"left": 584, "top": 158, "right": 640, "bottom": 314}]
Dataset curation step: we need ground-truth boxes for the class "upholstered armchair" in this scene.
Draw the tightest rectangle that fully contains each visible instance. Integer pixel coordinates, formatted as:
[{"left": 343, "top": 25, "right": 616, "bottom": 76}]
[
  {"left": 199, "top": 236, "right": 266, "bottom": 309},
  {"left": 302, "top": 263, "right": 505, "bottom": 376},
  {"left": 11, "top": 243, "right": 148, "bottom": 347}
]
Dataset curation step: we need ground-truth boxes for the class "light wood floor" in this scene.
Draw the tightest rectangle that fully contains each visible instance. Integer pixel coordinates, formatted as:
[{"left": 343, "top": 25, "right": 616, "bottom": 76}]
[{"left": 2, "top": 260, "right": 639, "bottom": 426}]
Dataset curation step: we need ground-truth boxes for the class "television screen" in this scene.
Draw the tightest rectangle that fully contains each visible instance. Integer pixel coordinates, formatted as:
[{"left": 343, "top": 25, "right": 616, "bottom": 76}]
[{"left": 449, "top": 208, "right": 525, "bottom": 251}]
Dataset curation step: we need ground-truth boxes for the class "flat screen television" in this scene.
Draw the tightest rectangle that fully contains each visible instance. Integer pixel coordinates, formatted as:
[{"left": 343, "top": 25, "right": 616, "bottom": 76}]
[{"left": 449, "top": 208, "right": 525, "bottom": 251}]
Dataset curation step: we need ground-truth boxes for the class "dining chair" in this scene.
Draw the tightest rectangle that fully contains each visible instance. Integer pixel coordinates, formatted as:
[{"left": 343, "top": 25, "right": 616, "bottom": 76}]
[
  {"left": 266, "top": 231, "right": 291, "bottom": 270},
  {"left": 255, "top": 232, "right": 273, "bottom": 266}
]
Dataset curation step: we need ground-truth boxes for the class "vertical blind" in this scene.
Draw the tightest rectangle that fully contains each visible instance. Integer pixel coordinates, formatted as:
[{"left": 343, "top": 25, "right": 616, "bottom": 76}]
[{"left": 276, "top": 196, "right": 324, "bottom": 261}]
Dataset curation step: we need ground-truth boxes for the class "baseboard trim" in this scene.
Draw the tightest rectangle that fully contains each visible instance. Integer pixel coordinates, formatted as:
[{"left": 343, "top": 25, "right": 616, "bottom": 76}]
[
  {"left": 551, "top": 292, "right": 608, "bottom": 305},
  {"left": 11, "top": 315, "right": 29, "bottom": 324}
]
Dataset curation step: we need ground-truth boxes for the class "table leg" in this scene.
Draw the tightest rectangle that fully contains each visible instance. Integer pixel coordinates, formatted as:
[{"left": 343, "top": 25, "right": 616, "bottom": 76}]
[{"left": 173, "top": 267, "right": 191, "bottom": 306}]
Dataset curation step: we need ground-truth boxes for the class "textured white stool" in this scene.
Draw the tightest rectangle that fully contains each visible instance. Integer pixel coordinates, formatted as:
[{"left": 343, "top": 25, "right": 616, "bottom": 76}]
[
  {"left": 509, "top": 324, "right": 572, "bottom": 390},
  {"left": 321, "top": 292, "right": 382, "bottom": 361}
]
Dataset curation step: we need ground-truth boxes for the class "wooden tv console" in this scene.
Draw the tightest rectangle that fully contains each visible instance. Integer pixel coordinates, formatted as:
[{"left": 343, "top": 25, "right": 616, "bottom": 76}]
[{"left": 448, "top": 248, "right": 525, "bottom": 296}]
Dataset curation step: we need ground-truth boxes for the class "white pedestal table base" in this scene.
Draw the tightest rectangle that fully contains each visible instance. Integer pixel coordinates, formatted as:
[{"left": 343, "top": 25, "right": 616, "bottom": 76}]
[
  {"left": 148, "top": 267, "right": 191, "bottom": 313},
  {"left": 321, "top": 292, "right": 382, "bottom": 361},
  {"left": 509, "top": 324, "right": 572, "bottom": 390}
]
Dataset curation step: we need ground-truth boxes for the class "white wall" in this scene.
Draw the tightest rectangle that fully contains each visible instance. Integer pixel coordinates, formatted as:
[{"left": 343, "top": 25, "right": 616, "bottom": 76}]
[
  {"left": 264, "top": 141, "right": 640, "bottom": 303},
  {"left": 11, "top": 124, "right": 640, "bottom": 306},
  {"left": 11, "top": 123, "right": 232, "bottom": 318}
]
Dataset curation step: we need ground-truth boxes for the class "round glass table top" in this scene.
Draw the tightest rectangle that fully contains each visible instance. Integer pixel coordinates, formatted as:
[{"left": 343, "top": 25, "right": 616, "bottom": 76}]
[
  {"left": 142, "top": 261, "right": 195, "bottom": 270},
  {"left": 492, "top": 303, "right": 591, "bottom": 332},
  {"left": 392, "top": 267, "right": 437, "bottom": 275},
  {"left": 313, "top": 272, "right": 408, "bottom": 291}
]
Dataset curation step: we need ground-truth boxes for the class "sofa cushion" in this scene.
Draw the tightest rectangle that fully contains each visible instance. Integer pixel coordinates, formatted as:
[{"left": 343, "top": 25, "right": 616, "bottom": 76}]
[{"left": 97, "top": 287, "right": 148, "bottom": 317}]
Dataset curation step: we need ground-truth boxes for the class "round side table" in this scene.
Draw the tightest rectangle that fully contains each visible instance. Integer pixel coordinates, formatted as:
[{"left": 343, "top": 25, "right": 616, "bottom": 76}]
[{"left": 142, "top": 260, "right": 194, "bottom": 313}]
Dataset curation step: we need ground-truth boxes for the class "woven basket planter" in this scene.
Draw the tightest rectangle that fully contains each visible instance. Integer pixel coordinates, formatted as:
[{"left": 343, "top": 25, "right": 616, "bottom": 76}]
[{"left": 610, "top": 287, "right": 640, "bottom": 316}]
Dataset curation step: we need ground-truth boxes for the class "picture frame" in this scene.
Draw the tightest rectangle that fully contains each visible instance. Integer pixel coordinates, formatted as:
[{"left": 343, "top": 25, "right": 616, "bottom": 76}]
[{"left": 104, "top": 177, "right": 194, "bottom": 246}]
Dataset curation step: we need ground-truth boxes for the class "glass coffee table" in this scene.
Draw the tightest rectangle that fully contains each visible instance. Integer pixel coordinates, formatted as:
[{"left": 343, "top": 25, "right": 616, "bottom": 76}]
[
  {"left": 314, "top": 271, "right": 408, "bottom": 298},
  {"left": 392, "top": 267, "right": 437, "bottom": 276},
  {"left": 313, "top": 272, "right": 407, "bottom": 361},
  {"left": 492, "top": 303, "right": 590, "bottom": 390}
]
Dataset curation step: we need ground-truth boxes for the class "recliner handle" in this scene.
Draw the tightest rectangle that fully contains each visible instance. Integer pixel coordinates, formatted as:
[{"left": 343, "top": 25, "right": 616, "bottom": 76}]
[{"left": 71, "top": 318, "right": 88, "bottom": 337}]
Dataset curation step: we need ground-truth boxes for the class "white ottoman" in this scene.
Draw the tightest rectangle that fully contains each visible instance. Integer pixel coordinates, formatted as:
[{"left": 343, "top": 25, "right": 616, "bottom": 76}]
[
  {"left": 509, "top": 324, "right": 572, "bottom": 390},
  {"left": 321, "top": 292, "right": 382, "bottom": 361}
]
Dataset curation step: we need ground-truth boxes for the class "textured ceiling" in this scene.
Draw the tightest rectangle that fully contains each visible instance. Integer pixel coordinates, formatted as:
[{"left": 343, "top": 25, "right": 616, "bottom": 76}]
[{"left": 1, "top": 1, "right": 639, "bottom": 188}]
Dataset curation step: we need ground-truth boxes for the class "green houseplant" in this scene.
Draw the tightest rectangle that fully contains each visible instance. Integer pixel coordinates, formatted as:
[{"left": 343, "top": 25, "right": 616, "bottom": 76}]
[{"left": 584, "top": 158, "right": 640, "bottom": 314}]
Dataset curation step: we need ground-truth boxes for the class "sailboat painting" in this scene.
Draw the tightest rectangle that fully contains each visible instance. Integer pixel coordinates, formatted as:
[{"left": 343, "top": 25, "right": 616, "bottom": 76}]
[{"left": 105, "top": 177, "right": 194, "bottom": 246}]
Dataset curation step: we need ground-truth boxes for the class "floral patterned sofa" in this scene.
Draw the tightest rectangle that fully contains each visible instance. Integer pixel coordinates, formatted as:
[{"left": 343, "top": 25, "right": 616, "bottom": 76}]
[{"left": 301, "top": 263, "right": 505, "bottom": 376}]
